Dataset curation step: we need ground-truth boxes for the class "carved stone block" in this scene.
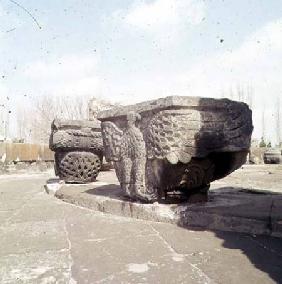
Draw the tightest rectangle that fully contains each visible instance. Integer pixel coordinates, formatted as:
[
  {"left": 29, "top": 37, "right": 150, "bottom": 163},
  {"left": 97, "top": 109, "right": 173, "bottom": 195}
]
[
  {"left": 49, "top": 119, "right": 104, "bottom": 183},
  {"left": 98, "top": 96, "right": 253, "bottom": 202},
  {"left": 263, "top": 148, "right": 282, "bottom": 164}
]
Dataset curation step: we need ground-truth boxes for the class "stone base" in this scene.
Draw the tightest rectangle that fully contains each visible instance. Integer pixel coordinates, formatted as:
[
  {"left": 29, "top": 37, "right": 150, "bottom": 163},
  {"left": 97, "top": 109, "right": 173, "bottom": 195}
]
[{"left": 45, "top": 171, "right": 282, "bottom": 238}]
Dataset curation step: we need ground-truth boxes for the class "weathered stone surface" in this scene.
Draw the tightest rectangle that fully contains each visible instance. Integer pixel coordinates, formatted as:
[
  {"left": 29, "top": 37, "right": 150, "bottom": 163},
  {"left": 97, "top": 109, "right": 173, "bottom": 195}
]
[
  {"left": 249, "top": 147, "right": 266, "bottom": 164},
  {"left": 49, "top": 170, "right": 282, "bottom": 238},
  {"left": 264, "top": 148, "right": 282, "bottom": 164},
  {"left": 97, "top": 96, "right": 253, "bottom": 202},
  {"left": 49, "top": 119, "right": 104, "bottom": 183},
  {"left": 2, "top": 172, "right": 282, "bottom": 284}
]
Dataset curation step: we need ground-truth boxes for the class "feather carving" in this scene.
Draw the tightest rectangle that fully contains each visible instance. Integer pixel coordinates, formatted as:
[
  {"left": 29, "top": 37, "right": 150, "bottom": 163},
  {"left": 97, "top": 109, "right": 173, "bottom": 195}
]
[{"left": 101, "top": 121, "right": 123, "bottom": 162}]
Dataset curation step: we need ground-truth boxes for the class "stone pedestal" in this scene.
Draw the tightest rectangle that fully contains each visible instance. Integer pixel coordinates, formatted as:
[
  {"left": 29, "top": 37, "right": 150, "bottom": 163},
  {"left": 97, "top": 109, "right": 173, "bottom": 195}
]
[
  {"left": 49, "top": 119, "right": 103, "bottom": 183},
  {"left": 47, "top": 173, "right": 282, "bottom": 238},
  {"left": 98, "top": 96, "right": 253, "bottom": 202}
]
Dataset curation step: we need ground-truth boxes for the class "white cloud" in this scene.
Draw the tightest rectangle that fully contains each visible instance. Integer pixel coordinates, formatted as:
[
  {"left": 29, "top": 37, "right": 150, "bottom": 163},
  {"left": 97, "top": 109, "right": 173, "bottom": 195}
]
[
  {"left": 0, "top": 82, "right": 9, "bottom": 98},
  {"left": 104, "top": 19, "right": 282, "bottom": 142},
  {"left": 165, "top": 19, "right": 282, "bottom": 142},
  {"left": 175, "top": 18, "right": 282, "bottom": 98},
  {"left": 117, "top": 0, "right": 205, "bottom": 32},
  {"left": 23, "top": 53, "right": 100, "bottom": 97},
  {"left": 126, "top": 0, "right": 205, "bottom": 30}
]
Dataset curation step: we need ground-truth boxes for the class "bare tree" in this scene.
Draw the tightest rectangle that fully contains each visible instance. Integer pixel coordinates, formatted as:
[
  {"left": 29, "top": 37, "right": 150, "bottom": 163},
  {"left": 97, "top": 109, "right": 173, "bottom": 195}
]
[
  {"left": 275, "top": 96, "right": 281, "bottom": 146},
  {"left": 229, "top": 86, "right": 234, "bottom": 100},
  {"left": 224, "top": 83, "right": 254, "bottom": 109},
  {"left": 246, "top": 84, "right": 254, "bottom": 109},
  {"left": 16, "top": 95, "right": 116, "bottom": 144},
  {"left": 219, "top": 89, "right": 225, "bottom": 99},
  {"left": 16, "top": 106, "right": 30, "bottom": 142},
  {"left": 261, "top": 102, "right": 266, "bottom": 141},
  {"left": 236, "top": 84, "right": 242, "bottom": 101}
]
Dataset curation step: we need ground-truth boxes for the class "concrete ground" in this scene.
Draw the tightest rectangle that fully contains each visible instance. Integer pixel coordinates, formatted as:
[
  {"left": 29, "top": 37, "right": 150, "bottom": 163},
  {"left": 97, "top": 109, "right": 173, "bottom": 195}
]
[
  {"left": 52, "top": 165, "right": 282, "bottom": 238},
  {"left": 211, "top": 164, "right": 282, "bottom": 193},
  {"left": 0, "top": 168, "right": 282, "bottom": 283}
]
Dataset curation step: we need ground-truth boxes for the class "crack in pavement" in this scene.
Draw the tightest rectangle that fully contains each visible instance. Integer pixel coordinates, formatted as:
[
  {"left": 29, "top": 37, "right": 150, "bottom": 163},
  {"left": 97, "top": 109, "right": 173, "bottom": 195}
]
[
  {"left": 150, "top": 224, "right": 216, "bottom": 284},
  {"left": 63, "top": 209, "right": 77, "bottom": 284},
  {"left": 0, "top": 191, "right": 42, "bottom": 229}
]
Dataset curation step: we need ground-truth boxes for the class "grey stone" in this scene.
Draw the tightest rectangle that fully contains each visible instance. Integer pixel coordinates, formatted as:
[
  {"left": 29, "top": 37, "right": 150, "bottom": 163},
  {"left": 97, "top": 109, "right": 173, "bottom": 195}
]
[
  {"left": 1, "top": 172, "right": 282, "bottom": 283},
  {"left": 49, "top": 119, "right": 104, "bottom": 183},
  {"left": 52, "top": 180, "right": 282, "bottom": 237},
  {"left": 271, "top": 197, "right": 282, "bottom": 238},
  {"left": 264, "top": 148, "right": 282, "bottom": 164},
  {"left": 50, "top": 170, "right": 282, "bottom": 237},
  {"left": 249, "top": 147, "right": 266, "bottom": 164},
  {"left": 98, "top": 96, "right": 253, "bottom": 202}
]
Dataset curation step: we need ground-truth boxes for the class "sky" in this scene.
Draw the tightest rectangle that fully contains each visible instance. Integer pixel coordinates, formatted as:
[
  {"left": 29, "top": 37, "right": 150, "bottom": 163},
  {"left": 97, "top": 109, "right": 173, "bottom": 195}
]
[{"left": 0, "top": 0, "right": 282, "bottom": 142}]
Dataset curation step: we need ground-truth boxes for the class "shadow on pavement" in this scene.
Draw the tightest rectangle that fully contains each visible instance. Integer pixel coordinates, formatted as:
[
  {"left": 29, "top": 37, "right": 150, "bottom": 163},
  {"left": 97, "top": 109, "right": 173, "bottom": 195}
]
[
  {"left": 87, "top": 183, "right": 282, "bottom": 282},
  {"left": 214, "top": 230, "right": 282, "bottom": 283},
  {"left": 175, "top": 187, "right": 282, "bottom": 283},
  {"left": 54, "top": 173, "right": 282, "bottom": 283}
]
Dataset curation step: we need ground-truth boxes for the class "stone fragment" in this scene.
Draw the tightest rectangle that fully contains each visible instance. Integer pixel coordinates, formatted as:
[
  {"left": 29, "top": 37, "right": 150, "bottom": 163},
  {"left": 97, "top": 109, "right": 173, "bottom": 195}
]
[
  {"left": 263, "top": 148, "right": 282, "bottom": 164},
  {"left": 49, "top": 119, "right": 103, "bottom": 183},
  {"left": 98, "top": 96, "right": 253, "bottom": 202}
]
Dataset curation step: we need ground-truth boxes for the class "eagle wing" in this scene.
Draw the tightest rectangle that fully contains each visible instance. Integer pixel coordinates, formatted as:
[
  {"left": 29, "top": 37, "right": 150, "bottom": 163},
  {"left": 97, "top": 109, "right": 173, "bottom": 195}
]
[
  {"left": 145, "top": 109, "right": 200, "bottom": 164},
  {"left": 101, "top": 121, "right": 123, "bottom": 162},
  {"left": 145, "top": 101, "right": 252, "bottom": 165}
]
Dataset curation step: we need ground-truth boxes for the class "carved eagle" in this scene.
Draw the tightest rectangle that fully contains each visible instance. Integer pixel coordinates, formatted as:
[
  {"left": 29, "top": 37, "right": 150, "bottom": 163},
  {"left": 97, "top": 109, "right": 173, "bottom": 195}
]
[{"left": 101, "top": 103, "right": 252, "bottom": 166}]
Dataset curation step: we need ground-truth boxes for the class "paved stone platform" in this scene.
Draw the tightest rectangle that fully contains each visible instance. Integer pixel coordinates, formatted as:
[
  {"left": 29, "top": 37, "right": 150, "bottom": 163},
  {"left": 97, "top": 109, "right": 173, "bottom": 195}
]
[
  {"left": 1, "top": 170, "right": 282, "bottom": 283},
  {"left": 47, "top": 168, "right": 282, "bottom": 238}
]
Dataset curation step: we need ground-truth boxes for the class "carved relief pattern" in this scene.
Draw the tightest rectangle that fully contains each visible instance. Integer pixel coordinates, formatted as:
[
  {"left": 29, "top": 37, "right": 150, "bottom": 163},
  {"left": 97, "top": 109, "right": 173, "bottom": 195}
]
[
  {"left": 99, "top": 97, "right": 253, "bottom": 202},
  {"left": 56, "top": 151, "right": 101, "bottom": 183},
  {"left": 50, "top": 120, "right": 104, "bottom": 183},
  {"left": 101, "top": 112, "right": 153, "bottom": 201},
  {"left": 51, "top": 129, "right": 103, "bottom": 153},
  {"left": 180, "top": 159, "right": 215, "bottom": 190},
  {"left": 145, "top": 109, "right": 199, "bottom": 164}
]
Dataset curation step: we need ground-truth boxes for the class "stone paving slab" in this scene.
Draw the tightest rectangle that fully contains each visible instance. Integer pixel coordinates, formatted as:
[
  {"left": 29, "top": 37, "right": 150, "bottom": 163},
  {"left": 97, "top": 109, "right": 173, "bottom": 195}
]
[
  {"left": 64, "top": 207, "right": 282, "bottom": 284},
  {"left": 1, "top": 172, "right": 282, "bottom": 283},
  {"left": 211, "top": 164, "right": 282, "bottom": 193},
  {"left": 49, "top": 170, "right": 282, "bottom": 238}
]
